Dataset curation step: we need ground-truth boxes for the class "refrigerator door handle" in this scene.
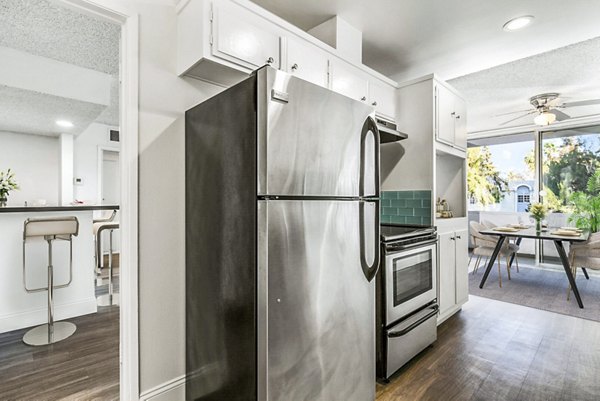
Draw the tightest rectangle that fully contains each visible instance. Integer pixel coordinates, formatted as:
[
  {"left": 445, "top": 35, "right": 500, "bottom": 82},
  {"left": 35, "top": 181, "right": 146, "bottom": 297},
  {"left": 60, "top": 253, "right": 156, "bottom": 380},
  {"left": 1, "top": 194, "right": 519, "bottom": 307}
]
[
  {"left": 359, "top": 116, "right": 381, "bottom": 198},
  {"left": 359, "top": 199, "right": 380, "bottom": 282}
]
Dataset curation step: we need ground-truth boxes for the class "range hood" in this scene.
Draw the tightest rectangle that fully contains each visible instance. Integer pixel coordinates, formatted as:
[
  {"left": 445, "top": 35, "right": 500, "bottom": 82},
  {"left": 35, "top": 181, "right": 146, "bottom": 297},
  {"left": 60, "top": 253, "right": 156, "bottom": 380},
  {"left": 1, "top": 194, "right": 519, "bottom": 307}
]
[{"left": 376, "top": 116, "right": 408, "bottom": 143}]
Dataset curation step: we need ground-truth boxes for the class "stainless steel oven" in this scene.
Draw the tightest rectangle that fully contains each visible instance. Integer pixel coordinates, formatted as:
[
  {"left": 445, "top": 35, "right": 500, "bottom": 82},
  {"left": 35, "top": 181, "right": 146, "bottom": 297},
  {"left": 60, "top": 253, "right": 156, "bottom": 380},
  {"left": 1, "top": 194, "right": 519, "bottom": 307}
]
[
  {"left": 377, "top": 224, "right": 438, "bottom": 381},
  {"left": 385, "top": 241, "right": 437, "bottom": 323}
]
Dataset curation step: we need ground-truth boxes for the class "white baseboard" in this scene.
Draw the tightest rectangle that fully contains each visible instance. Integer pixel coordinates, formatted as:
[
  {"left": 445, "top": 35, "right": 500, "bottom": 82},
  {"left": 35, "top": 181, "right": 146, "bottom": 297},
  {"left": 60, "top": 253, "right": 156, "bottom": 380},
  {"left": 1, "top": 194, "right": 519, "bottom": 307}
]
[
  {"left": 0, "top": 298, "right": 97, "bottom": 333},
  {"left": 140, "top": 375, "right": 186, "bottom": 401}
]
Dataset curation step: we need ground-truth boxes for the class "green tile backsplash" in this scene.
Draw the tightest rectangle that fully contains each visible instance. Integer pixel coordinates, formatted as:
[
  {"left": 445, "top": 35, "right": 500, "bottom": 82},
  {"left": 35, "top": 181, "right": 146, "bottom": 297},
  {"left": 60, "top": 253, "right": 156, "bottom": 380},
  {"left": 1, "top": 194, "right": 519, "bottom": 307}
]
[{"left": 381, "top": 191, "right": 432, "bottom": 225}]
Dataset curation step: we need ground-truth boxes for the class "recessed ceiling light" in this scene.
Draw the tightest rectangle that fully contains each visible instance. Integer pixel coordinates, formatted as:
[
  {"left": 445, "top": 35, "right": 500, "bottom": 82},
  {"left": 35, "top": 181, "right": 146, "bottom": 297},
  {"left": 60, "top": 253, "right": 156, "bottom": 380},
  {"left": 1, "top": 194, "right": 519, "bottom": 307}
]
[
  {"left": 503, "top": 15, "right": 534, "bottom": 32},
  {"left": 56, "top": 120, "right": 74, "bottom": 128}
]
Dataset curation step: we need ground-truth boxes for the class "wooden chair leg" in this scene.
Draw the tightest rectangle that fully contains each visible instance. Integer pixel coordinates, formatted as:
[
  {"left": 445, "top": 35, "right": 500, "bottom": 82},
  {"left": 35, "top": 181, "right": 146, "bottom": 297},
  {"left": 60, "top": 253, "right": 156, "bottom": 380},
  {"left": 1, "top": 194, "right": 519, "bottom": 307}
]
[
  {"left": 515, "top": 254, "right": 519, "bottom": 272},
  {"left": 497, "top": 257, "right": 502, "bottom": 288},
  {"left": 468, "top": 252, "right": 474, "bottom": 268},
  {"left": 473, "top": 255, "right": 481, "bottom": 275},
  {"left": 506, "top": 256, "right": 511, "bottom": 280}
]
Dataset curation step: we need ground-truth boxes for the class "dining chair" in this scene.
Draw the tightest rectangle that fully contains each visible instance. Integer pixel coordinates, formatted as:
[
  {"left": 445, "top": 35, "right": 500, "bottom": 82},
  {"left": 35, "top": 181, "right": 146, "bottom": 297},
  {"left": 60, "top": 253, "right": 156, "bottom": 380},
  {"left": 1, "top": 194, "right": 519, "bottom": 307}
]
[
  {"left": 567, "top": 232, "right": 600, "bottom": 300},
  {"left": 470, "top": 221, "right": 520, "bottom": 287}
]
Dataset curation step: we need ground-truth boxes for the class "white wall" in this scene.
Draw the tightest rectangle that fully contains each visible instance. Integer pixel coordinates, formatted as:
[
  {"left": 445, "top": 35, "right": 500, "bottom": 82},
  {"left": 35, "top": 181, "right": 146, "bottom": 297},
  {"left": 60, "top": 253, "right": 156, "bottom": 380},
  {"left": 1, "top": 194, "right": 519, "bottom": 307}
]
[
  {"left": 74, "top": 122, "right": 119, "bottom": 203},
  {"left": 88, "top": 0, "right": 224, "bottom": 396},
  {"left": 0, "top": 131, "right": 59, "bottom": 205}
]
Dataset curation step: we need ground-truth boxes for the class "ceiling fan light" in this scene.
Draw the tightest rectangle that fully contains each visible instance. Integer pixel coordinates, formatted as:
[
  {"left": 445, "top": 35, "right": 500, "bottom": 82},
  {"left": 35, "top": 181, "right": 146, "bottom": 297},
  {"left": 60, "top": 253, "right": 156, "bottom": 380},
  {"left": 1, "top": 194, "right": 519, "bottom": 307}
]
[{"left": 534, "top": 112, "right": 556, "bottom": 126}]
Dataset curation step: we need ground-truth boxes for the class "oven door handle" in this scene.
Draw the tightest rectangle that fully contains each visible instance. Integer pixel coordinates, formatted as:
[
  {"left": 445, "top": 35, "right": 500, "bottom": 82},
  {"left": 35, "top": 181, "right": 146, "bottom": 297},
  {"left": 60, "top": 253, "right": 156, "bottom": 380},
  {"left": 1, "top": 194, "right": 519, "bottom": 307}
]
[
  {"left": 387, "top": 305, "right": 438, "bottom": 338},
  {"left": 386, "top": 238, "right": 438, "bottom": 252}
]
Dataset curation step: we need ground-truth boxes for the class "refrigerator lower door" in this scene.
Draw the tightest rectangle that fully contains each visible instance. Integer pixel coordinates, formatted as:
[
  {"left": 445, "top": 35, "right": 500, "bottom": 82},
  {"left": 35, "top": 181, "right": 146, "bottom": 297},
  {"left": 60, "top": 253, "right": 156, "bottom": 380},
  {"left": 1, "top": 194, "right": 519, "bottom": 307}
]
[{"left": 258, "top": 200, "right": 377, "bottom": 401}]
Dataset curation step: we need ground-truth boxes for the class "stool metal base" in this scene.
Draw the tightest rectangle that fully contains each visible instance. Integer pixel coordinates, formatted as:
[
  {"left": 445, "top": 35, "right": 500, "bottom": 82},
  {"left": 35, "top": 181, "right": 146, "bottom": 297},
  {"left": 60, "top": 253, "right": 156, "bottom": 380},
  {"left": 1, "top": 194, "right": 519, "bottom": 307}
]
[
  {"left": 97, "top": 293, "right": 119, "bottom": 306},
  {"left": 23, "top": 322, "right": 76, "bottom": 346}
]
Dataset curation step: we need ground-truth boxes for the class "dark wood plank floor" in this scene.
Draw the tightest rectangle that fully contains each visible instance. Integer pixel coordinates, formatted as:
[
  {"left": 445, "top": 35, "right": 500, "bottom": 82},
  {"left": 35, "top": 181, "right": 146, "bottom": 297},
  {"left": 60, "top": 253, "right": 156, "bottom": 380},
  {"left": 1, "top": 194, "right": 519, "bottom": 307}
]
[
  {"left": 376, "top": 295, "right": 600, "bottom": 401},
  {"left": 0, "top": 305, "right": 119, "bottom": 400}
]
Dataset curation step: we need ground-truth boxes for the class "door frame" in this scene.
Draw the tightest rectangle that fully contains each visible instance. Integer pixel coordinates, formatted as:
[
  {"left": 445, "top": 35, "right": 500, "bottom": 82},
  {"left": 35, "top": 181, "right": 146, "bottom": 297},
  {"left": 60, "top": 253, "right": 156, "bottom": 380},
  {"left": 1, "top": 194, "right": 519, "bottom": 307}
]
[
  {"left": 97, "top": 145, "right": 121, "bottom": 205},
  {"left": 57, "top": 1, "right": 139, "bottom": 399}
]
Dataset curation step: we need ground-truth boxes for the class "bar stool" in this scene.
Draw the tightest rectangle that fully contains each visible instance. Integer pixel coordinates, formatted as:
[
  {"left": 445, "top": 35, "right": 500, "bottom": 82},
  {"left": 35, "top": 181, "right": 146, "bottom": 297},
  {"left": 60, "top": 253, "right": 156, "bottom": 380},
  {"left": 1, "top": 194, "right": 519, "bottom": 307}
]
[
  {"left": 93, "top": 210, "right": 117, "bottom": 276},
  {"left": 22, "top": 216, "right": 79, "bottom": 346},
  {"left": 96, "top": 222, "right": 119, "bottom": 306}
]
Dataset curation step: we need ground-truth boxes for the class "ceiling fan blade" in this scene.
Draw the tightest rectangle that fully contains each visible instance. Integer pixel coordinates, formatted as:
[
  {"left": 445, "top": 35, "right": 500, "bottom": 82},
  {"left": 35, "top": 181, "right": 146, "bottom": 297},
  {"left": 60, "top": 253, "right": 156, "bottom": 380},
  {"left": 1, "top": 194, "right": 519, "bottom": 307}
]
[
  {"left": 499, "top": 111, "right": 537, "bottom": 126},
  {"left": 493, "top": 109, "right": 534, "bottom": 117},
  {"left": 561, "top": 99, "right": 600, "bottom": 108},
  {"left": 549, "top": 109, "right": 571, "bottom": 121}
]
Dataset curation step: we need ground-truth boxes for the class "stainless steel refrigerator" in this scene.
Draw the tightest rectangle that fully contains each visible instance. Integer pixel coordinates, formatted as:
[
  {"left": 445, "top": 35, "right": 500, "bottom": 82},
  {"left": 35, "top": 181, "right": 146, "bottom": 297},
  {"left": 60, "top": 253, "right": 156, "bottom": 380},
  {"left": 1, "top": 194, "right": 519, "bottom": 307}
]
[{"left": 186, "top": 66, "right": 380, "bottom": 401}]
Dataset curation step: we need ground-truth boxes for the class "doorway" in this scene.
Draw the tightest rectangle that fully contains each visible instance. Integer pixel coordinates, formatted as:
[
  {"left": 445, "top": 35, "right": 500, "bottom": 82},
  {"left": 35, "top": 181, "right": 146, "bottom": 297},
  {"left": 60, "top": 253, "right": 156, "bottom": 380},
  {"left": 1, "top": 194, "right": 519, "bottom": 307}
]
[{"left": 0, "top": 0, "right": 138, "bottom": 399}]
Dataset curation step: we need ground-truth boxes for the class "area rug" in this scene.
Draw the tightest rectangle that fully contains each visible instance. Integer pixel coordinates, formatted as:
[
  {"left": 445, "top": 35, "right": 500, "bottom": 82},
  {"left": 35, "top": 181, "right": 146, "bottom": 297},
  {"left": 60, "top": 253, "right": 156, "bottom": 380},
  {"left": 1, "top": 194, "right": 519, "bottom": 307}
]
[{"left": 469, "top": 264, "right": 600, "bottom": 322}]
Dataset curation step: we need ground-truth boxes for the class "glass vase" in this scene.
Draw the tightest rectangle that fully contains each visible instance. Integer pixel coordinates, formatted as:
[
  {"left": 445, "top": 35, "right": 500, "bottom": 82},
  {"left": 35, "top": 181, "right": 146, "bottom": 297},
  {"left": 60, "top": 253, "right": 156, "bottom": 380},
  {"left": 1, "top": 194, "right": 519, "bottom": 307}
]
[{"left": 535, "top": 219, "right": 542, "bottom": 233}]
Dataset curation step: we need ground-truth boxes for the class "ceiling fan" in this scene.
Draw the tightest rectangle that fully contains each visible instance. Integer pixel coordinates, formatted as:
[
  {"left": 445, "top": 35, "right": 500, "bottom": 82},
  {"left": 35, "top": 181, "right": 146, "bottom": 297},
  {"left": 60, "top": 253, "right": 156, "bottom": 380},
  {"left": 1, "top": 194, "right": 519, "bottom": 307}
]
[{"left": 496, "top": 93, "right": 600, "bottom": 126}]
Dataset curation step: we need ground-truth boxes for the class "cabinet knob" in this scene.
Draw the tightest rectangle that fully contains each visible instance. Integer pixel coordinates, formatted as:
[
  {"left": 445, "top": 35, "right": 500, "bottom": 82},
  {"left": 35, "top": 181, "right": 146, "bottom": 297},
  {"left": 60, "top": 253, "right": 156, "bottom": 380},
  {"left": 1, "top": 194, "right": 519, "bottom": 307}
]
[
  {"left": 455, "top": 115, "right": 461, "bottom": 119},
  {"left": 291, "top": 63, "right": 298, "bottom": 71},
  {"left": 360, "top": 96, "right": 367, "bottom": 101},
  {"left": 450, "top": 237, "right": 455, "bottom": 241},
  {"left": 266, "top": 57, "right": 274, "bottom": 65},
  {"left": 450, "top": 112, "right": 456, "bottom": 116},
  {"left": 456, "top": 235, "right": 461, "bottom": 239},
  {"left": 371, "top": 101, "right": 378, "bottom": 106}
]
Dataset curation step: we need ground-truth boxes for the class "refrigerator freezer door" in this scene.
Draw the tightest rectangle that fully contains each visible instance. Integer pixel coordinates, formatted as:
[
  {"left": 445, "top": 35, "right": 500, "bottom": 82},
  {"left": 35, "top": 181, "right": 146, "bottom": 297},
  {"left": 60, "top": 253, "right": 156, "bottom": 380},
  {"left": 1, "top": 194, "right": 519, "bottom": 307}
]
[
  {"left": 259, "top": 200, "right": 378, "bottom": 401},
  {"left": 257, "top": 67, "right": 379, "bottom": 198}
]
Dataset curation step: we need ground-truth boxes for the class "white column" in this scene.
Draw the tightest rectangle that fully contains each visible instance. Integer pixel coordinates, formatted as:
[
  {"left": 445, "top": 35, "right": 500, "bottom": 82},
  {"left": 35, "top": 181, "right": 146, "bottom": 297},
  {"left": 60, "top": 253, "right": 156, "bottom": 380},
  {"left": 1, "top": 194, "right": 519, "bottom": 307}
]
[{"left": 59, "top": 133, "right": 74, "bottom": 205}]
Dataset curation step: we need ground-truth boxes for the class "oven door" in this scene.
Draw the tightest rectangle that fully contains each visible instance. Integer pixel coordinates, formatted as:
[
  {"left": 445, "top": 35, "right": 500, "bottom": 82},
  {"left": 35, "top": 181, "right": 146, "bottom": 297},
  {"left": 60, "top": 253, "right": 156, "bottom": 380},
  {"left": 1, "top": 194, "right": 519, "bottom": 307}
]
[{"left": 385, "top": 242, "right": 437, "bottom": 325}]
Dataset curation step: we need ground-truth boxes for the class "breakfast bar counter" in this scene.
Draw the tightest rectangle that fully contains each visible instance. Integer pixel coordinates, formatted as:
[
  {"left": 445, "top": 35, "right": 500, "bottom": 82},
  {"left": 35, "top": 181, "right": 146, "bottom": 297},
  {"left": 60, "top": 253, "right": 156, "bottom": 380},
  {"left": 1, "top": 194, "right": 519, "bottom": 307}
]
[{"left": 0, "top": 205, "right": 119, "bottom": 333}]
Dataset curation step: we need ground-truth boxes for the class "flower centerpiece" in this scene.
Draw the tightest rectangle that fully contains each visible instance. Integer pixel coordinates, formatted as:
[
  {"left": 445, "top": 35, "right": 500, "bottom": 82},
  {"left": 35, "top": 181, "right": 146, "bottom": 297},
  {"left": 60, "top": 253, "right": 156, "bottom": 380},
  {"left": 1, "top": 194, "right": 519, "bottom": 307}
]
[
  {"left": 0, "top": 169, "right": 19, "bottom": 206},
  {"left": 529, "top": 202, "right": 547, "bottom": 232}
]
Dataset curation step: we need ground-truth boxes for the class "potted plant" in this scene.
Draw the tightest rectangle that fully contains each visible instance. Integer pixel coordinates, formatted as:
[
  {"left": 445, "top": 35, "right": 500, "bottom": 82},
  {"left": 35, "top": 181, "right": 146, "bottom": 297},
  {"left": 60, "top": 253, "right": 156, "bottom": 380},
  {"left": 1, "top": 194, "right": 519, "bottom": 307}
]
[
  {"left": 529, "top": 202, "right": 547, "bottom": 233},
  {"left": 0, "top": 169, "right": 19, "bottom": 207}
]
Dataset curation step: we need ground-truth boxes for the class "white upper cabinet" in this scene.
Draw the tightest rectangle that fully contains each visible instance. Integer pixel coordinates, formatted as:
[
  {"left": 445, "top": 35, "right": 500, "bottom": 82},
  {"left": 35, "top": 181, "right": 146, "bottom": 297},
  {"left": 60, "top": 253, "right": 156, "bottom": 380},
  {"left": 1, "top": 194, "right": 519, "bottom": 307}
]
[
  {"left": 330, "top": 59, "right": 369, "bottom": 103},
  {"left": 435, "top": 81, "right": 467, "bottom": 150},
  {"left": 453, "top": 97, "right": 467, "bottom": 150},
  {"left": 368, "top": 79, "right": 396, "bottom": 119},
  {"left": 212, "top": 1, "right": 281, "bottom": 70},
  {"left": 285, "top": 37, "right": 329, "bottom": 88}
]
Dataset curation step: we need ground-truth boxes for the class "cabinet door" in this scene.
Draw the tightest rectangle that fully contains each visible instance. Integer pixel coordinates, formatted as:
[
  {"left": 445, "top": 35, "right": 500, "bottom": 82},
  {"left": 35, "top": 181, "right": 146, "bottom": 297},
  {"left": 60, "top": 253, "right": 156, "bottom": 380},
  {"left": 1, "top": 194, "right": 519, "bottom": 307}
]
[
  {"left": 435, "top": 84, "right": 456, "bottom": 147},
  {"left": 453, "top": 97, "right": 467, "bottom": 150},
  {"left": 330, "top": 59, "right": 369, "bottom": 103},
  {"left": 438, "top": 231, "right": 457, "bottom": 316},
  {"left": 454, "top": 229, "right": 469, "bottom": 305},
  {"left": 368, "top": 80, "right": 396, "bottom": 119},
  {"left": 286, "top": 37, "right": 329, "bottom": 88},
  {"left": 213, "top": 2, "right": 280, "bottom": 70}
]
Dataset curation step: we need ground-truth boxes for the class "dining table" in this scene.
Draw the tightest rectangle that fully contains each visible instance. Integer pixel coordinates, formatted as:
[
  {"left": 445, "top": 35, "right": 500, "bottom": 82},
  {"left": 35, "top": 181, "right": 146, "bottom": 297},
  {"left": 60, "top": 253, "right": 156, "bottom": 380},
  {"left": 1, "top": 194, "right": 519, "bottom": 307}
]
[{"left": 478, "top": 226, "right": 590, "bottom": 309}]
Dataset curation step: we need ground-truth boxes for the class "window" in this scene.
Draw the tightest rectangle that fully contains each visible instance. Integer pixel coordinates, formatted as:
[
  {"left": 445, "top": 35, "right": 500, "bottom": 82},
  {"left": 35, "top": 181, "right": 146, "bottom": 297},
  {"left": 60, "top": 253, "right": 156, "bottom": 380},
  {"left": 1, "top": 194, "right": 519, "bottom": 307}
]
[
  {"left": 467, "top": 133, "right": 535, "bottom": 212},
  {"left": 541, "top": 125, "right": 600, "bottom": 212}
]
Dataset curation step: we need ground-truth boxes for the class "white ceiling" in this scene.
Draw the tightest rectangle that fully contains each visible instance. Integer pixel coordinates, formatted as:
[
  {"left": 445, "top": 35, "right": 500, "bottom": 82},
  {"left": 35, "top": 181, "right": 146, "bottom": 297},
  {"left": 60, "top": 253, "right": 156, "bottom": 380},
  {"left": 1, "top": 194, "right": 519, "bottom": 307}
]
[
  {"left": 251, "top": 0, "right": 600, "bottom": 82},
  {"left": 0, "top": 0, "right": 119, "bottom": 136},
  {"left": 0, "top": 0, "right": 119, "bottom": 75},
  {"left": 449, "top": 37, "right": 600, "bottom": 133},
  {"left": 251, "top": 0, "right": 600, "bottom": 133},
  {"left": 0, "top": 85, "right": 106, "bottom": 137}
]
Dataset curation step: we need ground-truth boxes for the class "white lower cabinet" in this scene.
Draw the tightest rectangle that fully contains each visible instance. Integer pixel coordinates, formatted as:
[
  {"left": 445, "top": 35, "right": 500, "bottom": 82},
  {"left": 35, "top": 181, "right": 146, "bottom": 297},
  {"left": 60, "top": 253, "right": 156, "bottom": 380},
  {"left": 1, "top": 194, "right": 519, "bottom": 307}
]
[{"left": 437, "top": 228, "right": 468, "bottom": 324}]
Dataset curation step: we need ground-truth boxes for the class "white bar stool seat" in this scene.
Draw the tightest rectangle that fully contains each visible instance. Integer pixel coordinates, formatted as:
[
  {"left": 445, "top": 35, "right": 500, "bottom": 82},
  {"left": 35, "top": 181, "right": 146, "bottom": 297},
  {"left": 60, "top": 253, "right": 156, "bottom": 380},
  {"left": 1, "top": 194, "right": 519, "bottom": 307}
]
[{"left": 22, "top": 216, "right": 79, "bottom": 346}]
